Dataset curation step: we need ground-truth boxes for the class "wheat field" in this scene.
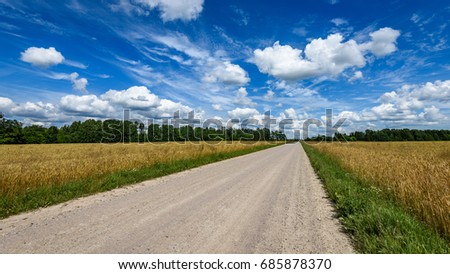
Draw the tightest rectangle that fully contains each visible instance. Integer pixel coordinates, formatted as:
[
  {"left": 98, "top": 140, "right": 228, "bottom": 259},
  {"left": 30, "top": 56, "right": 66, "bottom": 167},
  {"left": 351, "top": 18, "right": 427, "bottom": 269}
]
[
  {"left": 312, "top": 141, "right": 450, "bottom": 237},
  {"left": 0, "top": 142, "right": 273, "bottom": 197}
]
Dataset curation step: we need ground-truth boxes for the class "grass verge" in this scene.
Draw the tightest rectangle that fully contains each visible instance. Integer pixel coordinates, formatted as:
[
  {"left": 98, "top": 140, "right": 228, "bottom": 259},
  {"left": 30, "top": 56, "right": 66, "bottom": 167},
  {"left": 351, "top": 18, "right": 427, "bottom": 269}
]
[
  {"left": 301, "top": 142, "right": 449, "bottom": 254},
  {"left": 0, "top": 143, "right": 280, "bottom": 219}
]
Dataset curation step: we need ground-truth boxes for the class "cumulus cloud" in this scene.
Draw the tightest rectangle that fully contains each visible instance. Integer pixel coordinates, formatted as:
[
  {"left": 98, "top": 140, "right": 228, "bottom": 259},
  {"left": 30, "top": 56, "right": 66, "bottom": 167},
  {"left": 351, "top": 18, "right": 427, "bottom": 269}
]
[
  {"left": 1, "top": 85, "right": 196, "bottom": 122},
  {"left": 349, "top": 71, "right": 363, "bottom": 82},
  {"left": 228, "top": 107, "right": 260, "bottom": 120},
  {"left": 234, "top": 87, "right": 257, "bottom": 107},
  {"left": 379, "top": 80, "right": 450, "bottom": 107},
  {"left": 253, "top": 35, "right": 365, "bottom": 80},
  {"left": 101, "top": 86, "right": 160, "bottom": 109},
  {"left": 340, "top": 80, "right": 450, "bottom": 125},
  {"left": 47, "top": 72, "right": 88, "bottom": 93},
  {"left": 20, "top": 47, "right": 64, "bottom": 68},
  {"left": 152, "top": 99, "right": 192, "bottom": 117},
  {"left": 419, "top": 106, "right": 446, "bottom": 122},
  {"left": 264, "top": 90, "right": 275, "bottom": 101},
  {"left": 360, "top": 27, "right": 401, "bottom": 57},
  {"left": 253, "top": 27, "right": 400, "bottom": 81},
  {"left": 280, "top": 108, "right": 299, "bottom": 120},
  {"left": 11, "top": 101, "right": 60, "bottom": 120},
  {"left": 69, "top": 72, "right": 88, "bottom": 93},
  {"left": 254, "top": 42, "right": 318, "bottom": 81},
  {"left": 59, "top": 86, "right": 192, "bottom": 118},
  {"left": 114, "top": 0, "right": 204, "bottom": 22},
  {"left": 203, "top": 61, "right": 250, "bottom": 85},
  {"left": 0, "top": 97, "right": 14, "bottom": 112},
  {"left": 60, "top": 95, "right": 114, "bottom": 117}
]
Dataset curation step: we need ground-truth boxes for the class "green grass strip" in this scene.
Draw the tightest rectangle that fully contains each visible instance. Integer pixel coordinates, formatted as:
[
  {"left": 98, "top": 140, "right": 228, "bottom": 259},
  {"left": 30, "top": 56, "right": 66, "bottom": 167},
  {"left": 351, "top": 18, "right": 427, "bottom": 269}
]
[
  {"left": 301, "top": 142, "right": 449, "bottom": 254},
  {"left": 0, "top": 143, "right": 280, "bottom": 219}
]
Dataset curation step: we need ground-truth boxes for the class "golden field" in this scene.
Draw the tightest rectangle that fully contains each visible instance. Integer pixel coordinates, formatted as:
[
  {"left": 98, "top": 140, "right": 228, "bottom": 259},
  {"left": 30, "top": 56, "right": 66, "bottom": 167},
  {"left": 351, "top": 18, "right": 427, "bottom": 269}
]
[
  {"left": 312, "top": 142, "right": 450, "bottom": 237},
  {"left": 0, "top": 142, "right": 274, "bottom": 197}
]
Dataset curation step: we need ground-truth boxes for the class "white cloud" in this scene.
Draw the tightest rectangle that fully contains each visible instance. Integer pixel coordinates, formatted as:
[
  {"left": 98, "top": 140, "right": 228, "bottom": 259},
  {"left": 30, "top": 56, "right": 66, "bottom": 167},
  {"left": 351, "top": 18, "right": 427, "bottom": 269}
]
[
  {"left": 349, "top": 71, "right": 363, "bottom": 82},
  {"left": 20, "top": 47, "right": 64, "bottom": 68},
  {"left": 11, "top": 101, "right": 59, "bottom": 120},
  {"left": 0, "top": 97, "right": 14, "bottom": 112},
  {"left": 253, "top": 42, "right": 319, "bottom": 81},
  {"left": 1, "top": 84, "right": 197, "bottom": 122},
  {"left": 380, "top": 80, "right": 450, "bottom": 105},
  {"left": 59, "top": 85, "right": 192, "bottom": 118},
  {"left": 117, "top": 0, "right": 205, "bottom": 22},
  {"left": 253, "top": 27, "right": 400, "bottom": 81},
  {"left": 228, "top": 107, "right": 260, "bottom": 120},
  {"left": 203, "top": 61, "right": 250, "bottom": 85},
  {"left": 46, "top": 72, "right": 88, "bottom": 93},
  {"left": 349, "top": 80, "right": 450, "bottom": 124},
  {"left": 253, "top": 34, "right": 365, "bottom": 81},
  {"left": 69, "top": 72, "right": 88, "bottom": 93},
  {"left": 151, "top": 33, "right": 209, "bottom": 59},
  {"left": 63, "top": 59, "right": 88, "bottom": 69},
  {"left": 331, "top": 18, "right": 348, "bottom": 26},
  {"left": 152, "top": 98, "right": 192, "bottom": 117},
  {"left": 330, "top": 80, "right": 450, "bottom": 128},
  {"left": 404, "top": 80, "right": 450, "bottom": 101},
  {"left": 281, "top": 108, "right": 299, "bottom": 120},
  {"left": 60, "top": 95, "right": 114, "bottom": 117},
  {"left": 419, "top": 106, "right": 446, "bottom": 122},
  {"left": 264, "top": 90, "right": 275, "bottom": 100},
  {"left": 101, "top": 86, "right": 160, "bottom": 110},
  {"left": 360, "top": 27, "right": 401, "bottom": 57},
  {"left": 234, "top": 87, "right": 257, "bottom": 107},
  {"left": 305, "top": 34, "right": 366, "bottom": 72},
  {"left": 212, "top": 104, "right": 223, "bottom": 111}
]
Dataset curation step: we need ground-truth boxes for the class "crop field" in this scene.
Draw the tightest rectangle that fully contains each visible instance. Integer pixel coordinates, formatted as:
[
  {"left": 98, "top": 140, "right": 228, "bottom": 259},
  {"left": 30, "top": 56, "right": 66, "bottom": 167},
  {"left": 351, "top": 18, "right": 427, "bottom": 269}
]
[
  {"left": 0, "top": 141, "right": 276, "bottom": 199},
  {"left": 310, "top": 141, "right": 450, "bottom": 238}
]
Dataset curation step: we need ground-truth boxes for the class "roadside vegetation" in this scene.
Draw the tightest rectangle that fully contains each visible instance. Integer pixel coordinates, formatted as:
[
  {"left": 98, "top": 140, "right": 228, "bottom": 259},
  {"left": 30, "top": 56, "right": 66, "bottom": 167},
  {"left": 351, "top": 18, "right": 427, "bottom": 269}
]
[
  {"left": 0, "top": 141, "right": 281, "bottom": 219},
  {"left": 302, "top": 142, "right": 449, "bottom": 253},
  {"left": 305, "top": 128, "right": 450, "bottom": 142}
]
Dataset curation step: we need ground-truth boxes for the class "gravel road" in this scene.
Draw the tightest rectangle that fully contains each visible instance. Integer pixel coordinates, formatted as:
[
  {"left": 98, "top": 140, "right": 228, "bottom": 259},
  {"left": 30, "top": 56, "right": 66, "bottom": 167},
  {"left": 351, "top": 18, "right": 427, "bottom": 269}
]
[{"left": 0, "top": 143, "right": 353, "bottom": 253}]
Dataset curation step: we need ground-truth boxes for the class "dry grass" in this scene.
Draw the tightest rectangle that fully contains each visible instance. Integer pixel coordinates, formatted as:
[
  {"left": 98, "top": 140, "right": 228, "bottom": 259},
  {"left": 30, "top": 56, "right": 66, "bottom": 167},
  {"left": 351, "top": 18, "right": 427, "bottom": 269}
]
[
  {"left": 0, "top": 142, "right": 273, "bottom": 197},
  {"left": 312, "top": 141, "right": 450, "bottom": 237}
]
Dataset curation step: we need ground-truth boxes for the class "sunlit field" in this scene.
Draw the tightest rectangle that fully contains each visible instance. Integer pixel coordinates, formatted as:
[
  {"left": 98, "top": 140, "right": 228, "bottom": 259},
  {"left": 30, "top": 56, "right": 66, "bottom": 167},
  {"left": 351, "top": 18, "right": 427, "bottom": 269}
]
[
  {"left": 311, "top": 142, "right": 450, "bottom": 238},
  {"left": 0, "top": 142, "right": 276, "bottom": 198}
]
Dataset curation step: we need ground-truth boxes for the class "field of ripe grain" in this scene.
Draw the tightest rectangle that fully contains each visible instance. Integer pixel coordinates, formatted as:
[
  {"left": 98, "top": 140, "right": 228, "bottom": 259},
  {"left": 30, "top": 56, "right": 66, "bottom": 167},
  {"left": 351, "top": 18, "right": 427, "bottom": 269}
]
[
  {"left": 312, "top": 142, "right": 450, "bottom": 238},
  {"left": 0, "top": 142, "right": 274, "bottom": 198}
]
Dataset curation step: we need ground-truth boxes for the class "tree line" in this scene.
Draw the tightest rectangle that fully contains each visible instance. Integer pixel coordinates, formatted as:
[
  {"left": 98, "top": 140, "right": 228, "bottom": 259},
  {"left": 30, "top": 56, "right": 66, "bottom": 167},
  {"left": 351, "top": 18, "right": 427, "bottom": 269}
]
[
  {"left": 306, "top": 128, "right": 450, "bottom": 142},
  {"left": 0, "top": 114, "right": 287, "bottom": 144}
]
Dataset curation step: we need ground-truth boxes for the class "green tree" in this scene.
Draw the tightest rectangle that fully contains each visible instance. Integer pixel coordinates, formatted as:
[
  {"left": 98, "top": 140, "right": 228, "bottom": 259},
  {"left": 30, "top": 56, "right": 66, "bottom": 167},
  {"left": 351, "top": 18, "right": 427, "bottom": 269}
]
[
  {"left": 46, "top": 126, "right": 59, "bottom": 143},
  {"left": 0, "top": 114, "right": 24, "bottom": 144},
  {"left": 23, "top": 125, "right": 47, "bottom": 144}
]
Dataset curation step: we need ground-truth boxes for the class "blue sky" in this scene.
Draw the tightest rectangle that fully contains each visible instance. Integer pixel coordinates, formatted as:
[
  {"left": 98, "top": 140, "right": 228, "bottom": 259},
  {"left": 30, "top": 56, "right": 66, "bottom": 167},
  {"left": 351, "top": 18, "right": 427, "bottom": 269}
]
[{"left": 0, "top": 0, "right": 449, "bottom": 136}]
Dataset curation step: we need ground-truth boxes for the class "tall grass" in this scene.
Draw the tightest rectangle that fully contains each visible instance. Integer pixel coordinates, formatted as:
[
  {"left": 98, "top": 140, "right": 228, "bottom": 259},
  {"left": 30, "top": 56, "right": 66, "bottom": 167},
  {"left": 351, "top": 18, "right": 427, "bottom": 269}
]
[
  {"left": 0, "top": 141, "right": 280, "bottom": 218},
  {"left": 302, "top": 142, "right": 449, "bottom": 253},
  {"left": 308, "top": 142, "right": 450, "bottom": 239}
]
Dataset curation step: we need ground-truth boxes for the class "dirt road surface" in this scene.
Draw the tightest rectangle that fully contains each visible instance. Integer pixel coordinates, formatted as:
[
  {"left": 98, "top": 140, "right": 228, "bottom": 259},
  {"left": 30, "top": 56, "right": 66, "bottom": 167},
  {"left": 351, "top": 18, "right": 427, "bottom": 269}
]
[{"left": 0, "top": 143, "right": 353, "bottom": 253}]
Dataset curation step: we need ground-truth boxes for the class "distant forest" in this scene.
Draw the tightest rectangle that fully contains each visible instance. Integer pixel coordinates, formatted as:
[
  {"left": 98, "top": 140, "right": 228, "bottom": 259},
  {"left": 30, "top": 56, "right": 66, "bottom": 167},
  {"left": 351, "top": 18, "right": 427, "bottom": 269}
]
[
  {"left": 307, "top": 129, "right": 450, "bottom": 142},
  {"left": 0, "top": 114, "right": 286, "bottom": 144},
  {"left": 2, "top": 114, "right": 450, "bottom": 144}
]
